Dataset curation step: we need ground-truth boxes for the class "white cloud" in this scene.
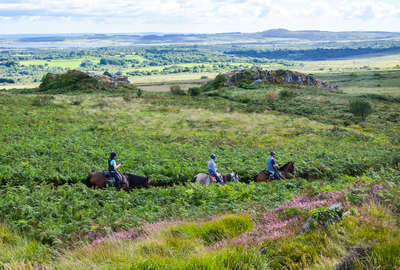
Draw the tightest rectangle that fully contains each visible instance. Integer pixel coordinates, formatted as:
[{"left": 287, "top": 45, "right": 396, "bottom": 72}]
[{"left": 0, "top": 0, "right": 399, "bottom": 33}]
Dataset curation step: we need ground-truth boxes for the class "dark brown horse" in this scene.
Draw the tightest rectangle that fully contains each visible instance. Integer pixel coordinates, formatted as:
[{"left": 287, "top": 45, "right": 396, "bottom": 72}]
[
  {"left": 85, "top": 171, "right": 130, "bottom": 191},
  {"left": 85, "top": 172, "right": 150, "bottom": 191},
  {"left": 254, "top": 161, "right": 295, "bottom": 182}
]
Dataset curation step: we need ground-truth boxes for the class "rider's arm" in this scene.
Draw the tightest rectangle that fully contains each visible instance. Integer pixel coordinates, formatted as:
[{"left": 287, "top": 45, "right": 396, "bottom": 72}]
[
  {"left": 113, "top": 161, "right": 121, "bottom": 169},
  {"left": 272, "top": 159, "right": 279, "bottom": 168}
]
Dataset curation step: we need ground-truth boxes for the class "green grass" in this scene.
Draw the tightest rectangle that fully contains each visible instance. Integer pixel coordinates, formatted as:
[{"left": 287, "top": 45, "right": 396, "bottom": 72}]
[{"left": 0, "top": 224, "right": 52, "bottom": 266}]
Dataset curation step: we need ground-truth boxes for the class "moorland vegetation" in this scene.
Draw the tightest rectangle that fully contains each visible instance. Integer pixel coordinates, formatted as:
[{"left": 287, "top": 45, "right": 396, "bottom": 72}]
[{"left": 0, "top": 33, "right": 399, "bottom": 269}]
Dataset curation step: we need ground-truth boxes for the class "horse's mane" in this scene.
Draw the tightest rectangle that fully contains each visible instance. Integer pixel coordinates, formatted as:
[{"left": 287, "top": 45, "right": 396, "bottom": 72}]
[{"left": 280, "top": 161, "right": 294, "bottom": 170}]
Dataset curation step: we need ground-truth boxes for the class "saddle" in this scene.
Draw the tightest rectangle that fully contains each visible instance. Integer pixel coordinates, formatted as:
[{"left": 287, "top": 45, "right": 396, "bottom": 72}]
[
  {"left": 207, "top": 172, "right": 222, "bottom": 183},
  {"left": 265, "top": 170, "right": 282, "bottom": 180},
  {"left": 102, "top": 171, "right": 127, "bottom": 187}
]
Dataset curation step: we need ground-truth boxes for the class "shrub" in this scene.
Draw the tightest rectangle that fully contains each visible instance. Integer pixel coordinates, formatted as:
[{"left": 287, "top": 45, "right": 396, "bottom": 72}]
[
  {"left": 188, "top": 87, "right": 201, "bottom": 96},
  {"left": 200, "top": 74, "right": 226, "bottom": 91},
  {"left": 200, "top": 76, "right": 208, "bottom": 79},
  {"left": 349, "top": 99, "right": 373, "bottom": 121},
  {"left": 170, "top": 85, "right": 185, "bottom": 96},
  {"left": 279, "top": 90, "right": 296, "bottom": 99},
  {"left": 311, "top": 206, "right": 344, "bottom": 226}
]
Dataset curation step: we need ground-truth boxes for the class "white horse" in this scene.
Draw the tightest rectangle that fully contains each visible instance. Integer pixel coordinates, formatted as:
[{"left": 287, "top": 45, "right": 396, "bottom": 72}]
[{"left": 191, "top": 172, "right": 239, "bottom": 185}]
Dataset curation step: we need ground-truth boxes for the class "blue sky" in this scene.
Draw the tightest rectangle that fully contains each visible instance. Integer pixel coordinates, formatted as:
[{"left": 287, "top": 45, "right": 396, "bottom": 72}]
[{"left": 0, "top": 0, "right": 399, "bottom": 34}]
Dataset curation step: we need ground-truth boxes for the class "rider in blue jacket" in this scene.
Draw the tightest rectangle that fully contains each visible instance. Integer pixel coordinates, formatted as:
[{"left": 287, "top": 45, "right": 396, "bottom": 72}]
[
  {"left": 266, "top": 151, "right": 281, "bottom": 180},
  {"left": 108, "top": 152, "right": 122, "bottom": 191},
  {"left": 208, "top": 154, "right": 223, "bottom": 184}
]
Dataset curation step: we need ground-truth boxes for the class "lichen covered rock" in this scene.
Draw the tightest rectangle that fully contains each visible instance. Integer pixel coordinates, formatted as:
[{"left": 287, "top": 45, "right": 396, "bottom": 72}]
[{"left": 224, "top": 67, "right": 334, "bottom": 89}]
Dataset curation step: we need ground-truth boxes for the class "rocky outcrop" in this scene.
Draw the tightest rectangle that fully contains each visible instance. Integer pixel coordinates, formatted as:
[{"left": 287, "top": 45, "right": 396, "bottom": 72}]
[
  {"left": 224, "top": 67, "right": 336, "bottom": 89},
  {"left": 88, "top": 71, "right": 130, "bottom": 87},
  {"left": 39, "top": 70, "right": 131, "bottom": 91}
]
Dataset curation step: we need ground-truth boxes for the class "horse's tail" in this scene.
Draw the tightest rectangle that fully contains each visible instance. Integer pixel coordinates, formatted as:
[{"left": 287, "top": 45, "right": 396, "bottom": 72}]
[
  {"left": 84, "top": 174, "right": 92, "bottom": 187},
  {"left": 191, "top": 176, "right": 197, "bottom": 183}
]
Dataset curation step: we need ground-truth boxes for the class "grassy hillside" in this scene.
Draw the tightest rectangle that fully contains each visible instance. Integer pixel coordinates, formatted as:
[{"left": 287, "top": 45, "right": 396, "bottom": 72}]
[{"left": 0, "top": 68, "right": 399, "bottom": 269}]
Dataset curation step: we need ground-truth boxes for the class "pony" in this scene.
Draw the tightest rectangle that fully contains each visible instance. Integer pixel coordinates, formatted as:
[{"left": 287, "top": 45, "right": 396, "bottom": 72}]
[
  {"left": 85, "top": 171, "right": 149, "bottom": 191},
  {"left": 254, "top": 161, "right": 295, "bottom": 182},
  {"left": 191, "top": 172, "right": 239, "bottom": 185}
]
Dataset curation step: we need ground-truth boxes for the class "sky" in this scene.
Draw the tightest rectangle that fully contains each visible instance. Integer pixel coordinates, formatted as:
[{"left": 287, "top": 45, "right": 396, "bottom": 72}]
[{"left": 0, "top": 0, "right": 399, "bottom": 34}]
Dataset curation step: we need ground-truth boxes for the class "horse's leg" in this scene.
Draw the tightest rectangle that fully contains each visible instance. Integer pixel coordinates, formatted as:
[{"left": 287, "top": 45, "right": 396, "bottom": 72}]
[
  {"left": 123, "top": 175, "right": 129, "bottom": 191},
  {"left": 279, "top": 170, "right": 286, "bottom": 180}
]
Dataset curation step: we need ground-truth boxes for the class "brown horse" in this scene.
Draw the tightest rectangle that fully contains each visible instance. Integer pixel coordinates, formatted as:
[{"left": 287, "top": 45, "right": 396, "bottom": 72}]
[
  {"left": 85, "top": 171, "right": 129, "bottom": 191},
  {"left": 254, "top": 161, "right": 295, "bottom": 182}
]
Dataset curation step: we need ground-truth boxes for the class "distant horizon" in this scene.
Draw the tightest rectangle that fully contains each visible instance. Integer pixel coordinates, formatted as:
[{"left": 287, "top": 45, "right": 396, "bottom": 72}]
[{"left": 1, "top": 28, "right": 400, "bottom": 37}]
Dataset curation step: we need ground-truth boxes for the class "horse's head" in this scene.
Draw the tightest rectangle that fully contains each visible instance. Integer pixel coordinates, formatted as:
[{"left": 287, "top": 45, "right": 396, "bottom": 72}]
[
  {"left": 286, "top": 161, "right": 296, "bottom": 175},
  {"left": 279, "top": 161, "right": 296, "bottom": 179}
]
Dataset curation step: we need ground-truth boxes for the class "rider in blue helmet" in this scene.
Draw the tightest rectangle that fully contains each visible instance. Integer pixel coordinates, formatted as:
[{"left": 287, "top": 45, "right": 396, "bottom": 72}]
[
  {"left": 108, "top": 152, "right": 122, "bottom": 191},
  {"left": 208, "top": 154, "right": 223, "bottom": 184},
  {"left": 266, "top": 151, "right": 281, "bottom": 180}
]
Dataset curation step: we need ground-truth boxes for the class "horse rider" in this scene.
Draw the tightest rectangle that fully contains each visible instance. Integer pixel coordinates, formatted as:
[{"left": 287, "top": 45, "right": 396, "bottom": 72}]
[
  {"left": 266, "top": 151, "right": 281, "bottom": 180},
  {"left": 208, "top": 154, "right": 224, "bottom": 184},
  {"left": 108, "top": 152, "right": 122, "bottom": 191}
]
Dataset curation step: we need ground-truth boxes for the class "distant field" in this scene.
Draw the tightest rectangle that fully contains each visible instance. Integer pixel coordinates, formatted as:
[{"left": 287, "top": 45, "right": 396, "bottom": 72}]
[
  {"left": 130, "top": 72, "right": 217, "bottom": 84},
  {"left": 296, "top": 53, "right": 400, "bottom": 72},
  {"left": 0, "top": 84, "right": 37, "bottom": 90},
  {"left": 20, "top": 57, "right": 101, "bottom": 69}
]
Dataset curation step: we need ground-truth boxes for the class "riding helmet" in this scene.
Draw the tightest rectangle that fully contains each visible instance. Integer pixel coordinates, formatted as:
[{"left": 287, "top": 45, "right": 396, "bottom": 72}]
[
  {"left": 210, "top": 154, "right": 216, "bottom": 159},
  {"left": 270, "top": 151, "right": 276, "bottom": 156}
]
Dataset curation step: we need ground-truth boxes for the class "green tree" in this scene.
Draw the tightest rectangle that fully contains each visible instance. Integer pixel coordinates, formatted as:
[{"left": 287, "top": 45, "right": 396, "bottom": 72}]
[
  {"left": 349, "top": 99, "right": 373, "bottom": 121},
  {"left": 188, "top": 87, "right": 201, "bottom": 96}
]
